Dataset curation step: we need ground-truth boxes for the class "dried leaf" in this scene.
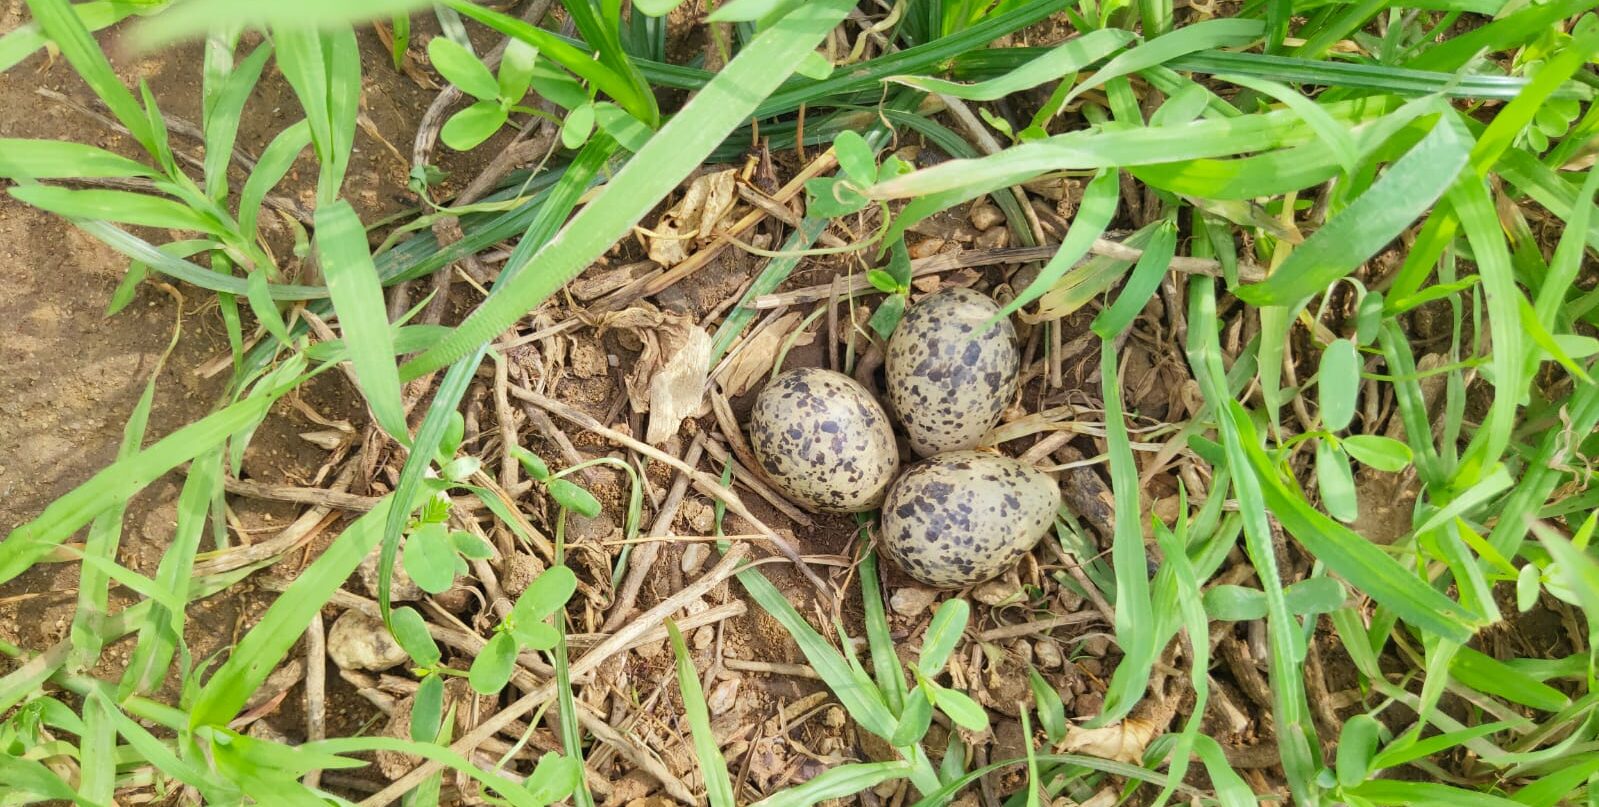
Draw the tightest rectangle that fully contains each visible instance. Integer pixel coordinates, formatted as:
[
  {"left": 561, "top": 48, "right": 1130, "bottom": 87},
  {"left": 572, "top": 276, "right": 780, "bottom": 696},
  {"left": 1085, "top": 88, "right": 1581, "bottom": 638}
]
[
  {"left": 715, "top": 312, "right": 815, "bottom": 398},
  {"left": 647, "top": 326, "right": 712, "bottom": 444},
  {"left": 1063, "top": 716, "right": 1157, "bottom": 763},
  {"left": 640, "top": 168, "right": 740, "bottom": 267}
]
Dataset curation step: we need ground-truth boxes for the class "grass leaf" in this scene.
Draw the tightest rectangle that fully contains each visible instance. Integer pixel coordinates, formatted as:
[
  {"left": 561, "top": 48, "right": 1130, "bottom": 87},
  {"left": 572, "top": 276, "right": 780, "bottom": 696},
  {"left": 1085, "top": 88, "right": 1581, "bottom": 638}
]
[
  {"left": 403, "top": 0, "right": 861, "bottom": 379},
  {"left": 316, "top": 201, "right": 408, "bottom": 443},
  {"left": 667, "top": 619, "right": 737, "bottom": 807},
  {"left": 1236, "top": 115, "right": 1472, "bottom": 305}
]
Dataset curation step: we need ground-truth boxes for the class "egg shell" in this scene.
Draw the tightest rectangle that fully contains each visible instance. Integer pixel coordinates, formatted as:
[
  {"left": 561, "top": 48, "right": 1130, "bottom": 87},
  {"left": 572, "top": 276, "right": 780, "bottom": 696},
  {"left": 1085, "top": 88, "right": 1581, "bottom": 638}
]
[
  {"left": 881, "top": 451, "right": 1060, "bottom": 588},
  {"left": 886, "top": 288, "right": 1020, "bottom": 457},
  {"left": 749, "top": 367, "right": 900, "bottom": 513}
]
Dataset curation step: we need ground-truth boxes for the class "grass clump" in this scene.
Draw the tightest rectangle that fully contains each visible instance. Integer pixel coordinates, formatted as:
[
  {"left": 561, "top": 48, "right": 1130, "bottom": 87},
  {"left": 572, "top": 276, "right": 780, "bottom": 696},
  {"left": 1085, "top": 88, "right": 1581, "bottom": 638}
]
[{"left": 1, "top": 0, "right": 1598, "bottom": 804}]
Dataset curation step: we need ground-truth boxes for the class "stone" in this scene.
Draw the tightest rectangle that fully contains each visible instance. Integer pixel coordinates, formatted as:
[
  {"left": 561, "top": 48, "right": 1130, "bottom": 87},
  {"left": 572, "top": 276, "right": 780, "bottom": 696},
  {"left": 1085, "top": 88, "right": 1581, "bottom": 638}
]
[
  {"left": 707, "top": 679, "right": 740, "bottom": 716},
  {"left": 358, "top": 546, "right": 421, "bottom": 602},
  {"left": 680, "top": 543, "right": 709, "bottom": 574},
  {"left": 328, "top": 610, "right": 409, "bottom": 672},
  {"left": 890, "top": 586, "right": 939, "bottom": 616},
  {"left": 968, "top": 203, "right": 1004, "bottom": 231}
]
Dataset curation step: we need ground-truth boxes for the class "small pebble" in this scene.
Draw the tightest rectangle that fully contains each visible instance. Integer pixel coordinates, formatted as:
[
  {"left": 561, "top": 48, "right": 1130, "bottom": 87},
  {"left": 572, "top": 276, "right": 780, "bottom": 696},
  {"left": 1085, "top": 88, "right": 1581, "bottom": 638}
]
[
  {"left": 358, "top": 546, "right": 421, "bottom": 602},
  {"left": 1035, "top": 640, "right": 1063, "bottom": 670},
  {"left": 500, "top": 552, "right": 543, "bottom": 597},
  {"left": 1073, "top": 691, "right": 1105, "bottom": 719},
  {"left": 973, "top": 578, "right": 1023, "bottom": 607},
  {"left": 968, "top": 203, "right": 1004, "bottom": 231},
  {"left": 823, "top": 706, "right": 847, "bottom": 729},
  {"left": 890, "top": 586, "right": 939, "bottom": 616},
  {"left": 707, "top": 679, "right": 740, "bottom": 715},
  {"left": 1008, "top": 639, "right": 1033, "bottom": 667},
  {"left": 908, "top": 236, "right": 946, "bottom": 259},
  {"left": 680, "top": 543, "right": 709, "bottom": 574},
  {"left": 974, "top": 225, "right": 1009, "bottom": 250},
  {"left": 1080, "top": 635, "right": 1111, "bottom": 657},
  {"left": 693, "top": 625, "right": 715, "bottom": 650},
  {"left": 328, "top": 610, "right": 410, "bottom": 672},
  {"left": 683, "top": 499, "right": 716, "bottom": 534}
]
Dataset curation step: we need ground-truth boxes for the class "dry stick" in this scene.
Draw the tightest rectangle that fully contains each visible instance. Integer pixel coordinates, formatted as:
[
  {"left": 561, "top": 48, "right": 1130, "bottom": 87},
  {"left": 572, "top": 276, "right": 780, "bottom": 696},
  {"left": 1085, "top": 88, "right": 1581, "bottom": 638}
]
[
  {"left": 602, "top": 152, "right": 841, "bottom": 311},
  {"left": 700, "top": 439, "right": 812, "bottom": 528},
  {"left": 604, "top": 434, "right": 707, "bottom": 631},
  {"left": 303, "top": 612, "right": 327, "bottom": 790},
  {"left": 575, "top": 702, "right": 697, "bottom": 804},
  {"left": 194, "top": 465, "right": 355, "bottom": 576},
  {"left": 935, "top": 93, "right": 1047, "bottom": 248},
  {"left": 973, "top": 612, "right": 1103, "bottom": 643},
  {"left": 217, "top": 475, "right": 382, "bottom": 512},
  {"left": 508, "top": 385, "right": 832, "bottom": 594},
  {"left": 359, "top": 544, "right": 751, "bottom": 807},
  {"left": 723, "top": 658, "right": 822, "bottom": 680}
]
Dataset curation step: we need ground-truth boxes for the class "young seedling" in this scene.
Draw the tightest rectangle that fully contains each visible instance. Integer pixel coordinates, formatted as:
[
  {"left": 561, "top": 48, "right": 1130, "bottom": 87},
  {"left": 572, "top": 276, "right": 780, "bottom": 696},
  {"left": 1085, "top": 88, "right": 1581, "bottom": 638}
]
[
  {"left": 467, "top": 565, "right": 577, "bottom": 695},
  {"left": 399, "top": 412, "right": 492, "bottom": 595},
  {"left": 428, "top": 36, "right": 541, "bottom": 150}
]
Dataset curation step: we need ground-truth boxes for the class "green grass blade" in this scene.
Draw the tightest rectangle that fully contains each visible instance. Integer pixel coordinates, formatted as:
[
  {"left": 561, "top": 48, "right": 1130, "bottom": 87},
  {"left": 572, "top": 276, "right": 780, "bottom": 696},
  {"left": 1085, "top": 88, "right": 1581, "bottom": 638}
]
[
  {"left": 0, "top": 139, "right": 152, "bottom": 179},
  {"left": 1092, "top": 337, "right": 1156, "bottom": 726},
  {"left": 190, "top": 490, "right": 420, "bottom": 728},
  {"left": 999, "top": 165, "right": 1117, "bottom": 319},
  {"left": 1447, "top": 174, "right": 1529, "bottom": 489},
  {"left": 78, "top": 694, "right": 115, "bottom": 806},
  {"left": 10, "top": 184, "right": 225, "bottom": 235},
  {"left": 749, "top": 762, "right": 910, "bottom": 807},
  {"left": 1236, "top": 115, "right": 1471, "bottom": 305},
  {"left": 859, "top": 551, "right": 907, "bottom": 714},
  {"left": 201, "top": 41, "right": 273, "bottom": 201},
  {"left": 316, "top": 201, "right": 408, "bottom": 443},
  {"left": 130, "top": 0, "right": 432, "bottom": 46},
  {"left": 1092, "top": 218, "right": 1177, "bottom": 337},
  {"left": 888, "top": 28, "right": 1133, "bottom": 100},
  {"left": 1062, "top": 19, "right": 1264, "bottom": 107},
  {"left": 238, "top": 120, "right": 311, "bottom": 241},
  {"left": 667, "top": 620, "right": 736, "bottom": 807},
  {"left": 402, "top": 0, "right": 861, "bottom": 379},
  {"left": 1220, "top": 73, "right": 1357, "bottom": 175},
  {"left": 119, "top": 449, "right": 222, "bottom": 699},
  {"left": 0, "top": 388, "right": 284, "bottom": 586},
  {"left": 1187, "top": 279, "right": 1319, "bottom": 804},
  {"left": 23, "top": 0, "right": 155, "bottom": 154},
  {"left": 67, "top": 358, "right": 158, "bottom": 671}
]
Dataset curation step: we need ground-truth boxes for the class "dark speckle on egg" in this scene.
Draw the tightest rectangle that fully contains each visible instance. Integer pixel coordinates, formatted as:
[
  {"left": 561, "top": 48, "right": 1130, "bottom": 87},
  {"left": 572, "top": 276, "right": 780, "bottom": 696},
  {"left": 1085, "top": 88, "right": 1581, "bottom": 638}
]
[
  {"left": 748, "top": 368, "right": 900, "bottom": 513},
  {"left": 886, "top": 288, "right": 1020, "bottom": 457},
  {"left": 880, "top": 451, "right": 1060, "bottom": 588}
]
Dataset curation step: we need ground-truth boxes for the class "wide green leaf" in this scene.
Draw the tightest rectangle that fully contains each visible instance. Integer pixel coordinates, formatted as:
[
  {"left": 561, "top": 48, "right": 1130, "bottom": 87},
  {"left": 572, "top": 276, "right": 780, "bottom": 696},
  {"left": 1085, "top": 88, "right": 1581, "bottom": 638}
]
[
  {"left": 1236, "top": 115, "right": 1472, "bottom": 305},
  {"left": 316, "top": 201, "right": 408, "bottom": 443},
  {"left": 0, "top": 139, "right": 152, "bottom": 179},
  {"left": 428, "top": 36, "right": 499, "bottom": 100}
]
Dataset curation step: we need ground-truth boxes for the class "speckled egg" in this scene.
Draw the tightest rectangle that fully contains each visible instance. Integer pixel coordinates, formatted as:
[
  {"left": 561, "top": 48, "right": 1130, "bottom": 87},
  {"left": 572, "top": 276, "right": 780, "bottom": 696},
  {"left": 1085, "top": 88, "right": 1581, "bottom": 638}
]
[
  {"left": 749, "top": 368, "right": 900, "bottom": 513},
  {"left": 881, "top": 451, "right": 1060, "bottom": 588},
  {"left": 886, "top": 288, "right": 1020, "bottom": 457}
]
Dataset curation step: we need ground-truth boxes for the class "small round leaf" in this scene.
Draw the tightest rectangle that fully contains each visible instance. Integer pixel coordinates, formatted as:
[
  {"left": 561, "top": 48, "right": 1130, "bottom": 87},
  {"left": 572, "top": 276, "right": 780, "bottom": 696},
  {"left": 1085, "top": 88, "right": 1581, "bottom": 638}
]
[
  {"left": 1316, "top": 439, "right": 1359, "bottom": 523},
  {"left": 548, "top": 478, "right": 601, "bottom": 517},
  {"left": 390, "top": 606, "right": 441, "bottom": 668},
  {"left": 511, "top": 620, "right": 559, "bottom": 651},
  {"left": 512, "top": 446, "right": 551, "bottom": 481},
  {"left": 526, "top": 752, "right": 581, "bottom": 803},
  {"left": 403, "top": 524, "right": 457, "bottom": 594},
  {"left": 427, "top": 37, "right": 500, "bottom": 101},
  {"left": 561, "top": 102, "right": 596, "bottom": 150},
  {"left": 450, "top": 531, "right": 495, "bottom": 560},
  {"left": 468, "top": 632, "right": 518, "bottom": 695},
  {"left": 929, "top": 685, "right": 988, "bottom": 732},
  {"left": 1341, "top": 434, "right": 1413, "bottom": 473},
  {"left": 1318, "top": 338, "right": 1361, "bottom": 432},
  {"left": 513, "top": 565, "right": 578, "bottom": 624},
  {"left": 497, "top": 39, "right": 538, "bottom": 104},
  {"left": 832, "top": 130, "right": 876, "bottom": 185},
  {"left": 410, "top": 674, "right": 445, "bottom": 742},
  {"left": 441, "top": 101, "right": 508, "bottom": 151}
]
